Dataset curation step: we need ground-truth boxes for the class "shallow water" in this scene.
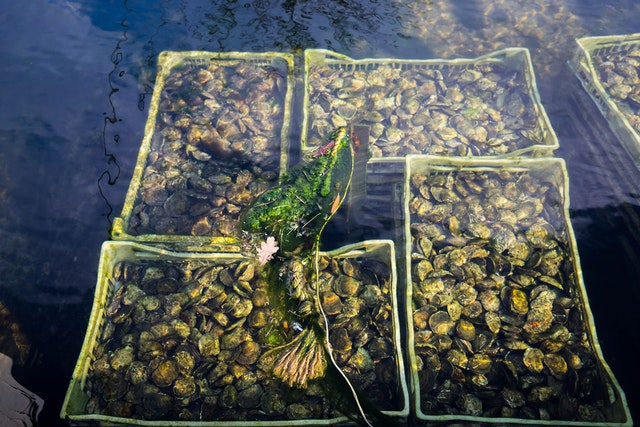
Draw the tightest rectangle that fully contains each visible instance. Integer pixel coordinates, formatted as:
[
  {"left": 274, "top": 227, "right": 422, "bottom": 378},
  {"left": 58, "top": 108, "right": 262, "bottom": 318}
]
[{"left": 1, "top": 0, "right": 639, "bottom": 425}]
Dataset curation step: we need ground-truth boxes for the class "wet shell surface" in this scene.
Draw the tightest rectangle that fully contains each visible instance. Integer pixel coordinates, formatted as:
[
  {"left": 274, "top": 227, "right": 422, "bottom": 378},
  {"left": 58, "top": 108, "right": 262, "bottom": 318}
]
[{"left": 409, "top": 168, "right": 608, "bottom": 421}]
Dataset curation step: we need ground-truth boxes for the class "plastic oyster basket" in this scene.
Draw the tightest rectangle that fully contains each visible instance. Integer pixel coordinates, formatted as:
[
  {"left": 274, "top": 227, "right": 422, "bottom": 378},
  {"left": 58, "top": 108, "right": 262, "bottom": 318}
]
[
  {"left": 61, "top": 240, "right": 409, "bottom": 426},
  {"left": 403, "top": 156, "right": 631, "bottom": 426},
  {"left": 111, "top": 51, "right": 295, "bottom": 251},
  {"left": 569, "top": 33, "right": 640, "bottom": 166},
  {"left": 302, "top": 48, "right": 558, "bottom": 160}
]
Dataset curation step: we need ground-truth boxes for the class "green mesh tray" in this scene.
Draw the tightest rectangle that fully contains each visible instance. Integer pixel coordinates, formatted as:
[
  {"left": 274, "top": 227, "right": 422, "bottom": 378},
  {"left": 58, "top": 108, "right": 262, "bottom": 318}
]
[
  {"left": 302, "top": 48, "right": 558, "bottom": 160},
  {"left": 570, "top": 33, "right": 640, "bottom": 166},
  {"left": 111, "top": 51, "right": 295, "bottom": 251},
  {"left": 61, "top": 240, "right": 408, "bottom": 426},
  {"left": 403, "top": 155, "right": 631, "bottom": 426}
]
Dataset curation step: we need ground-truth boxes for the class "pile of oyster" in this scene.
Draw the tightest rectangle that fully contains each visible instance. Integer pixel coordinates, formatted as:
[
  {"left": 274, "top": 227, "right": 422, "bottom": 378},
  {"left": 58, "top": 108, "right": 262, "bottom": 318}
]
[
  {"left": 86, "top": 258, "right": 285, "bottom": 421},
  {"left": 305, "top": 59, "right": 545, "bottom": 157},
  {"left": 85, "top": 252, "right": 400, "bottom": 421},
  {"left": 408, "top": 168, "right": 609, "bottom": 421},
  {"left": 594, "top": 47, "right": 640, "bottom": 133},
  {"left": 315, "top": 254, "right": 402, "bottom": 411},
  {"left": 127, "top": 59, "right": 288, "bottom": 237}
]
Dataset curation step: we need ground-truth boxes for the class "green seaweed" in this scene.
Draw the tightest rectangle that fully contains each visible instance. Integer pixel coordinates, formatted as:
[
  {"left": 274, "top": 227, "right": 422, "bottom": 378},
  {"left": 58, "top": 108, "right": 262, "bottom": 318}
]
[
  {"left": 241, "top": 127, "right": 354, "bottom": 253},
  {"left": 240, "top": 128, "right": 398, "bottom": 426}
]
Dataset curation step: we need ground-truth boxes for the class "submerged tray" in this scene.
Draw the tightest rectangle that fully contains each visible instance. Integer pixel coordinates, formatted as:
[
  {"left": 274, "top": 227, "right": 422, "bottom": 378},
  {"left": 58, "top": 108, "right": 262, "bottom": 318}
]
[
  {"left": 61, "top": 240, "right": 408, "bottom": 426},
  {"left": 302, "top": 48, "right": 558, "bottom": 159},
  {"left": 570, "top": 33, "right": 640, "bottom": 165},
  {"left": 112, "top": 51, "right": 295, "bottom": 251},
  {"left": 403, "top": 156, "right": 631, "bottom": 425}
]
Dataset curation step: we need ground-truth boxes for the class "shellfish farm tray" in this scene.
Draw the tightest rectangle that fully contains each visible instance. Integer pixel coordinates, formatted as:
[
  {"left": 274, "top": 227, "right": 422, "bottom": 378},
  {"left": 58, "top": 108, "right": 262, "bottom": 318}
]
[
  {"left": 302, "top": 48, "right": 558, "bottom": 159},
  {"left": 569, "top": 33, "right": 640, "bottom": 166},
  {"left": 111, "top": 51, "right": 295, "bottom": 250},
  {"left": 403, "top": 156, "right": 631, "bottom": 425},
  {"left": 61, "top": 240, "right": 409, "bottom": 426}
]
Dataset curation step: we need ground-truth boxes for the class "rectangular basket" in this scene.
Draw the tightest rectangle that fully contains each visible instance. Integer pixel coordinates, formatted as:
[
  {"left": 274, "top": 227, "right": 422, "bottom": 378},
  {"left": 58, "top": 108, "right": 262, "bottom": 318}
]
[
  {"left": 403, "top": 156, "right": 631, "bottom": 425},
  {"left": 569, "top": 33, "right": 640, "bottom": 166},
  {"left": 302, "top": 48, "right": 558, "bottom": 160},
  {"left": 61, "top": 240, "right": 408, "bottom": 426},
  {"left": 111, "top": 51, "right": 295, "bottom": 251}
]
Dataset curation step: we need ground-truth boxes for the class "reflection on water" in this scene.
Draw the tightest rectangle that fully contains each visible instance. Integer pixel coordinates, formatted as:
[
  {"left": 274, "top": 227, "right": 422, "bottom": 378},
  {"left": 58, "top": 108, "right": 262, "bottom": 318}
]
[{"left": 1, "top": 0, "right": 640, "bottom": 425}]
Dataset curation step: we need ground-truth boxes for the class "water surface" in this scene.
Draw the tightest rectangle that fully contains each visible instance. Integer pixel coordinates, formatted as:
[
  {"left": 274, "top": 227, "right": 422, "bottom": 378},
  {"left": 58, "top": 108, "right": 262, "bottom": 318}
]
[{"left": 1, "top": 0, "right": 639, "bottom": 425}]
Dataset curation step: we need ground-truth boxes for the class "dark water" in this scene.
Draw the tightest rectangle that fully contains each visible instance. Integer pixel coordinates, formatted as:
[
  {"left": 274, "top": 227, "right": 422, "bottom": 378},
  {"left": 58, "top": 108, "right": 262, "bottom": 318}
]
[{"left": 1, "top": 0, "right": 639, "bottom": 425}]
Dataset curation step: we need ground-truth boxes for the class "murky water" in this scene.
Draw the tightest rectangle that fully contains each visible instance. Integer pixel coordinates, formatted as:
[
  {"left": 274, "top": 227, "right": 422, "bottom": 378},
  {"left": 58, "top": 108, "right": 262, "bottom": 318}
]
[{"left": 1, "top": 0, "right": 640, "bottom": 425}]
